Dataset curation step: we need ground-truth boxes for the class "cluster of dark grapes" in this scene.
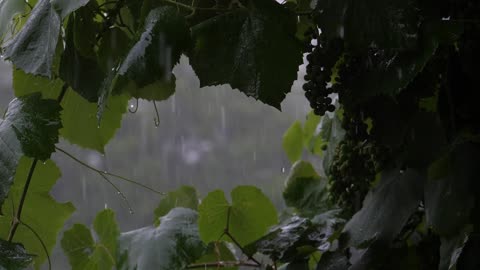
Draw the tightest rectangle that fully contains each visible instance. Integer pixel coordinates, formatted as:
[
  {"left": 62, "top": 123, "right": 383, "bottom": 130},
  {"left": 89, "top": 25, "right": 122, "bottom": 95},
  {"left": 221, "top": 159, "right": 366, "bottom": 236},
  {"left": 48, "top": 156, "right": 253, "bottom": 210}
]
[
  {"left": 328, "top": 116, "right": 387, "bottom": 213},
  {"left": 302, "top": 29, "right": 344, "bottom": 116}
]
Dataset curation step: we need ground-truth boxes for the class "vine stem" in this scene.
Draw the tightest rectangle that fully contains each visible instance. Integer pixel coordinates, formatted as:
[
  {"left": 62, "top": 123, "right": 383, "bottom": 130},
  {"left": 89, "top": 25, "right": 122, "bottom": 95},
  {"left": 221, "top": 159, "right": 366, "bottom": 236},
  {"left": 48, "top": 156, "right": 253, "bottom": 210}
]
[
  {"left": 7, "top": 159, "right": 38, "bottom": 242},
  {"left": 160, "top": 0, "right": 231, "bottom": 12},
  {"left": 7, "top": 84, "right": 68, "bottom": 243},
  {"left": 55, "top": 146, "right": 166, "bottom": 195}
]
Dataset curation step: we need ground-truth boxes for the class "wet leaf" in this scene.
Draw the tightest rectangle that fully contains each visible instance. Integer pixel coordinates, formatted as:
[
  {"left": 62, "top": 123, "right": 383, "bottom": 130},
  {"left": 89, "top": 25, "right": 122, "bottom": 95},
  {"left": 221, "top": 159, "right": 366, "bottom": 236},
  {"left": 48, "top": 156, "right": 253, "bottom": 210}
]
[
  {"left": 59, "top": 14, "right": 105, "bottom": 102},
  {"left": 154, "top": 186, "right": 199, "bottom": 226},
  {"left": 425, "top": 144, "right": 480, "bottom": 236},
  {"left": 0, "top": 239, "right": 34, "bottom": 270},
  {"left": 198, "top": 186, "right": 278, "bottom": 246},
  {"left": 61, "top": 209, "right": 119, "bottom": 270},
  {"left": 2, "top": 0, "right": 60, "bottom": 77},
  {"left": 0, "top": 158, "right": 75, "bottom": 269},
  {"left": 50, "top": 0, "right": 90, "bottom": 19},
  {"left": 343, "top": 169, "right": 424, "bottom": 247},
  {"left": 117, "top": 6, "right": 191, "bottom": 100},
  {"left": 190, "top": 1, "right": 302, "bottom": 108},
  {"left": 0, "top": 93, "right": 61, "bottom": 208},
  {"left": 283, "top": 161, "right": 329, "bottom": 217},
  {"left": 118, "top": 208, "right": 206, "bottom": 270},
  {"left": 0, "top": 0, "right": 25, "bottom": 43}
]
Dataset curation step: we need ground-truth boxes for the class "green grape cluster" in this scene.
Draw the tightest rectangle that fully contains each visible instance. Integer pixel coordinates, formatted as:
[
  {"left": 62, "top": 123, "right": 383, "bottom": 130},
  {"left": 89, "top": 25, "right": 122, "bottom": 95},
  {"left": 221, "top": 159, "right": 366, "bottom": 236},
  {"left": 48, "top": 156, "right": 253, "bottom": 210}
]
[
  {"left": 328, "top": 117, "right": 386, "bottom": 212},
  {"left": 302, "top": 29, "right": 344, "bottom": 115}
]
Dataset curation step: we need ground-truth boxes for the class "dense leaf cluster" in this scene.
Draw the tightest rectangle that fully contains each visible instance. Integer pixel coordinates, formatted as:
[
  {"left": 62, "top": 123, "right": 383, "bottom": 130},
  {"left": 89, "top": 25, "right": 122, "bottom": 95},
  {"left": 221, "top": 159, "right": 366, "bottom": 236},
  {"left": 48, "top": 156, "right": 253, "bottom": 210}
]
[{"left": 0, "top": 0, "right": 479, "bottom": 269}]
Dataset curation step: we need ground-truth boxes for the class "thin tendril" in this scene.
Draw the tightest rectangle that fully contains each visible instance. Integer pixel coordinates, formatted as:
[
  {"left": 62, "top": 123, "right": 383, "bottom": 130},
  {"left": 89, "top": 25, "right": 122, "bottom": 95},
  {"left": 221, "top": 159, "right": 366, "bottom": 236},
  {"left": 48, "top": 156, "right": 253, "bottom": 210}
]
[
  {"left": 129, "top": 98, "right": 139, "bottom": 113},
  {"left": 55, "top": 147, "right": 165, "bottom": 195},
  {"left": 153, "top": 101, "right": 160, "bottom": 127},
  {"left": 20, "top": 221, "right": 51, "bottom": 270}
]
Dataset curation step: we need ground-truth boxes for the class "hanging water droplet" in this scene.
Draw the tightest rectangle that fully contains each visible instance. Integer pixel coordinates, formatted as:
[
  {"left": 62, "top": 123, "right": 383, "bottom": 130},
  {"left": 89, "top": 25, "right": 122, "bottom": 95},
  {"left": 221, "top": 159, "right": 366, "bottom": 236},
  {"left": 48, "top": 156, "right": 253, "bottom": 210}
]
[
  {"left": 129, "top": 208, "right": 134, "bottom": 214},
  {"left": 42, "top": 161, "right": 46, "bottom": 165},
  {"left": 104, "top": 203, "right": 108, "bottom": 209},
  {"left": 103, "top": 171, "right": 108, "bottom": 174}
]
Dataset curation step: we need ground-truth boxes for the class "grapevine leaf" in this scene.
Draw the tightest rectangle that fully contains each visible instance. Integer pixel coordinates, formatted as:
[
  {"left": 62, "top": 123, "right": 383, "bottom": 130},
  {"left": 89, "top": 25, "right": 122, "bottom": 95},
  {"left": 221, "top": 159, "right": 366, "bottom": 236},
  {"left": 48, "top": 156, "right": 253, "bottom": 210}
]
[
  {"left": 316, "top": 250, "right": 350, "bottom": 270},
  {"left": 283, "top": 121, "right": 304, "bottom": 163},
  {"left": 343, "top": 169, "right": 424, "bottom": 247},
  {"left": 190, "top": 1, "right": 302, "bottom": 109},
  {"left": 97, "top": 28, "right": 131, "bottom": 72},
  {"left": 246, "top": 211, "right": 344, "bottom": 262},
  {"left": 0, "top": 158, "right": 75, "bottom": 269},
  {"left": 2, "top": 0, "right": 60, "bottom": 77},
  {"left": 283, "top": 161, "right": 329, "bottom": 217},
  {"left": 0, "top": 0, "right": 25, "bottom": 43},
  {"left": 12, "top": 68, "right": 127, "bottom": 153},
  {"left": 198, "top": 186, "right": 278, "bottom": 246},
  {"left": 60, "top": 14, "right": 105, "bottom": 102},
  {"left": 117, "top": 6, "right": 191, "bottom": 100},
  {"left": 0, "top": 240, "right": 34, "bottom": 270},
  {"left": 154, "top": 186, "right": 198, "bottom": 226},
  {"left": 117, "top": 208, "right": 206, "bottom": 270},
  {"left": 425, "top": 143, "right": 480, "bottom": 236},
  {"left": 0, "top": 93, "right": 61, "bottom": 208},
  {"left": 314, "top": 0, "right": 419, "bottom": 49},
  {"left": 60, "top": 90, "right": 129, "bottom": 153},
  {"left": 50, "top": 0, "right": 90, "bottom": 19},
  {"left": 61, "top": 209, "right": 119, "bottom": 270},
  {"left": 339, "top": 21, "right": 463, "bottom": 104}
]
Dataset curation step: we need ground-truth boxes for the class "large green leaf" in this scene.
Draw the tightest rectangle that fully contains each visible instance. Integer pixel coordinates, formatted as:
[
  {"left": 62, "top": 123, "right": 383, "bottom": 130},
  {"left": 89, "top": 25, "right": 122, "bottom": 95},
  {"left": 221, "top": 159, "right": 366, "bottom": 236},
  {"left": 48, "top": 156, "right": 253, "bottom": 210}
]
[
  {"left": 62, "top": 209, "right": 119, "bottom": 270},
  {"left": 0, "top": 0, "right": 25, "bottom": 42},
  {"left": 425, "top": 143, "right": 480, "bottom": 236},
  {"left": 154, "top": 185, "right": 198, "bottom": 226},
  {"left": 198, "top": 186, "right": 278, "bottom": 246},
  {"left": 283, "top": 121, "right": 304, "bottom": 163},
  {"left": 190, "top": 1, "right": 302, "bottom": 108},
  {"left": 0, "top": 240, "right": 33, "bottom": 270},
  {"left": 343, "top": 169, "right": 424, "bottom": 247},
  {"left": 60, "top": 89, "right": 129, "bottom": 153},
  {"left": 283, "top": 161, "right": 329, "bottom": 217},
  {"left": 2, "top": 0, "right": 60, "bottom": 77},
  {"left": 0, "top": 157, "right": 75, "bottom": 269},
  {"left": 0, "top": 93, "right": 61, "bottom": 208},
  {"left": 117, "top": 6, "right": 191, "bottom": 100},
  {"left": 117, "top": 208, "right": 206, "bottom": 270}
]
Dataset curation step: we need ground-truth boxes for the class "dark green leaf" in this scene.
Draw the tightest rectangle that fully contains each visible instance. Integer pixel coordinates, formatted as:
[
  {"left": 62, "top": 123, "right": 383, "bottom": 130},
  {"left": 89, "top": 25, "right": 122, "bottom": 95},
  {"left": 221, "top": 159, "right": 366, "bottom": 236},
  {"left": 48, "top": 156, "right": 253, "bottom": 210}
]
[
  {"left": 439, "top": 228, "right": 471, "bottom": 270},
  {"left": 117, "top": 208, "right": 206, "bottom": 270},
  {"left": 316, "top": 250, "right": 350, "bottom": 270},
  {"left": 0, "top": 158, "right": 75, "bottom": 268},
  {"left": 314, "top": 0, "right": 419, "bottom": 49},
  {"left": 190, "top": 1, "right": 302, "bottom": 108},
  {"left": 50, "top": 0, "right": 90, "bottom": 19},
  {"left": 60, "top": 14, "right": 105, "bottom": 102},
  {"left": 154, "top": 186, "right": 198, "bottom": 226},
  {"left": 117, "top": 6, "right": 191, "bottom": 100},
  {"left": 283, "top": 161, "right": 329, "bottom": 217},
  {"left": 343, "top": 169, "right": 424, "bottom": 247},
  {"left": 97, "top": 28, "right": 131, "bottom": 72},
  {"left": 62, "top": 209, "right": 119, "bottom": 270},
  {"left": 198, "top": 186, "right": 278, "bottom": 246},
  {"left": 2, "top": 0, "right": 61, "bottom": 77},
  {"left": 319, "top": 112, "right": 345, "bottom": 172},
  {"left": 425, "top": 143, "right": 480, "bottom": 236},
  {"left": 246, "top": 211, "right": 343, "bottom": 262},
  {"left": 0, "top": 240, "right": 33, "bottom": 270},
  {"left": 0, "top": 93, "right": 61, "bottom": 208}
]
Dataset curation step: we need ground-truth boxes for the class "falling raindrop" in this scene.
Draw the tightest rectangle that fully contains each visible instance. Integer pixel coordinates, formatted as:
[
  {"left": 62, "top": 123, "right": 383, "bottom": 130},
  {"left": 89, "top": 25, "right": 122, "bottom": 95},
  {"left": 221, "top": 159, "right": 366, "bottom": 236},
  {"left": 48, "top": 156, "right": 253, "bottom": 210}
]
[
  {"left": 281, "top": 167, "right": 286, "bottom": 173},
  {"left": 104, "top": 203, "right": 108, "bottom": 209}
]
